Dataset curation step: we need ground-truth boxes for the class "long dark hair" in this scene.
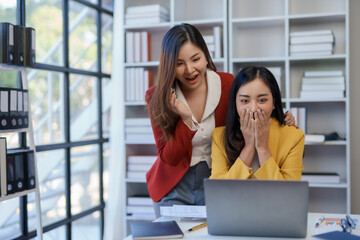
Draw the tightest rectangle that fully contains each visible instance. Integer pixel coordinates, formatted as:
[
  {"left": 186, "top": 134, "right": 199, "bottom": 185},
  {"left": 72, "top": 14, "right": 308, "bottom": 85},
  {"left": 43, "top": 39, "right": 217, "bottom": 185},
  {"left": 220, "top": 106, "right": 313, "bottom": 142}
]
[
  {"left": 148, "top": 23, "right": 216, "bottom": 140},
  {"left": 224, "top": 66, "right": 285, "bottom": 166}
]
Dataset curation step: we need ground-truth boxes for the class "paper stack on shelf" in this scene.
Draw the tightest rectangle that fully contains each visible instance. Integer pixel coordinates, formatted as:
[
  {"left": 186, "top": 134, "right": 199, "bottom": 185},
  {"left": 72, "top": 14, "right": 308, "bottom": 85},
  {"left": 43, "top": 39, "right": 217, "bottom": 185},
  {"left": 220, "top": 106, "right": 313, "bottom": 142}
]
[
  {"left": 305, "top": 132, "right": 344, "bottom": 144},
  {"left": 289, "top": 107, "right": 306, "bottom": 133},
  {"left": 301, "top": 172, "right": 340, "bottom": 184},
  {"left": 300, "top": 70, "right": 345, "bottom": 99},
  {"left": 125, "top": 4, "right": 169, "bottom": 26},
  {"left": 203, "top": 26, "right": 222, "bottom": 59},
  {"left": 125, "top": 118, "right": 155, "bottom": 143},
  {"left": 126, "top": 155, "right": 157, "bottom": 180},
  {"left": 125, "top": 31, "right": 151, "bottom": 63},
  {"left": 127, "top": 196, "right": 156, "bottom": 220},
  {"left": 125, "top": 68, "right": 154, "bottom": 102},
  {"left": 289, "top": 29, "right": 335, "bottom": 57}
]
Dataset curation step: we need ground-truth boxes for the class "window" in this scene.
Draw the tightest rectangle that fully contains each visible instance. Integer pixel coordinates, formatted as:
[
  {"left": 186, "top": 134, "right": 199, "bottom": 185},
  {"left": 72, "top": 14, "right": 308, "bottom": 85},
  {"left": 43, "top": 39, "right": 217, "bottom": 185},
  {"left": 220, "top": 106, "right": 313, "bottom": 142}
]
[{"left": 0, "top": 0, "right": 113, "bottom": 239}]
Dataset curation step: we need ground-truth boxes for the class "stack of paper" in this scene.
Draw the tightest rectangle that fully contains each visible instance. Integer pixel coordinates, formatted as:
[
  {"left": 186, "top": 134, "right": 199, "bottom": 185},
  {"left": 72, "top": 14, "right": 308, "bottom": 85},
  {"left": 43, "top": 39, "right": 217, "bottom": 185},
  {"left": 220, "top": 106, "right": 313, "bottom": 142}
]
[
  {"left": 125, "top": 4, "right": 170, "bottom": 25},
  {"left": 289, "top": 29, "right": 335, "bottom": 57},
  {"left": 300, "top": 70, "right": 345, "bottom": 99}
]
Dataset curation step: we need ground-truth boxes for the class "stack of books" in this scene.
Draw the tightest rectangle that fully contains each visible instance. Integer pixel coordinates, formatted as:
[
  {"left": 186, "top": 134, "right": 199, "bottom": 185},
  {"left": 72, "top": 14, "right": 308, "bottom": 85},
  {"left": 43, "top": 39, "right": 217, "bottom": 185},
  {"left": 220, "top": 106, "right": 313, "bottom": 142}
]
[
  {"left": 202, "top": 26, "right": 222, "bottom": 59},
  {"left": 300, "top": 70, "right": 345, "bottom": 99},
  {"left": 289, "top": 107, "right": 306, "bottom": 133},
  {"left": 301, "top": 172, "right": 340, "bottom": 184},
  {"left": 125, "top": 118, "right": 154, "bottom": 144},
  {"left": 125, "top": 68, "right": 154, "bottom": 102},
  {"left": 125, "top": 31, "right": 151, "bottom": 63},
  {"left": 127, "top": 195, "right": 156, "bottom": 220},
  {"left": 289, "top": 29, "right": 335, "bottom": 57},
  {"left": 126, "top": 155, "right": 157, "bottom": 179},
  {"left": 125, "top": 4, "right": 169, "bottom": 26}
]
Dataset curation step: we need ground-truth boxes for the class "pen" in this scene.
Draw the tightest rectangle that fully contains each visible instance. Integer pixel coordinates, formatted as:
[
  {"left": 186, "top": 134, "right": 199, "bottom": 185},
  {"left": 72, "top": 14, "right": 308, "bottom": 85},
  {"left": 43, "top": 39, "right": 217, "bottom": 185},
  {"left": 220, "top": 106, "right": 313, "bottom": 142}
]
[
  {"left": 186, "top": 222, "right": 207, "bottom": 232},
  {"left": 315, "top": 216, "right": 325, "bottom": 228}
]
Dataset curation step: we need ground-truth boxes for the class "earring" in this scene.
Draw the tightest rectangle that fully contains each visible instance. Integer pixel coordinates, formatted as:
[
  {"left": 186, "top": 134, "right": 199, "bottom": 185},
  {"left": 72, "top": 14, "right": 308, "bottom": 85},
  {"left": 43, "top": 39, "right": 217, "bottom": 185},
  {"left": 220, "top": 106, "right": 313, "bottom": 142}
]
[{"left": 273, "top": 106, "right": 275, "bottom": 109}]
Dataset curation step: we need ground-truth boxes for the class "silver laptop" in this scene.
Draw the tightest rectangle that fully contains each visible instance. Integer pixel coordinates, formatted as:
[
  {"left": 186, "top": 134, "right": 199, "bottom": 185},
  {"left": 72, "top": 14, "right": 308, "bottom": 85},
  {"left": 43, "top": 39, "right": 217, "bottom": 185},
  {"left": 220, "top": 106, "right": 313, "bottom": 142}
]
[{"left": 204, "top": 179, "right": 309, "bottom": 238}]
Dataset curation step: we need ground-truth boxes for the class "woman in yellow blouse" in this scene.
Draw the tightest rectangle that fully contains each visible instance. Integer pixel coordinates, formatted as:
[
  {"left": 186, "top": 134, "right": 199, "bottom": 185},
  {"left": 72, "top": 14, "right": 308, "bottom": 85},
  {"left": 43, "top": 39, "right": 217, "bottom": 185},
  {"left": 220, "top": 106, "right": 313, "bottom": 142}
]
[{"left": 210, "top": 66, "right": 304, "bottom": 180}]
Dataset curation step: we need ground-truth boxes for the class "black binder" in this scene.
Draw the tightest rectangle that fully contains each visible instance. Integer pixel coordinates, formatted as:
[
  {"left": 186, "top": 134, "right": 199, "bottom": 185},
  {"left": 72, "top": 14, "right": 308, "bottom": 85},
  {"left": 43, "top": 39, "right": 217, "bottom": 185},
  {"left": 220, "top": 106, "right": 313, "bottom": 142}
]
[
  {"left": 0, "top": 88, "right": 10, "bottom": 129},
  {"left": 14, "top": 153, "right": 25, "bottom": 192},
  {"left": 23, "top": 27, "right": 35, "bottom": 66},
  {"left": 0, "top": 22, "right": 15, "bottom": 64},
  {"left": 22, "top": 89, "right": 29, "bottom": 128},
  {"left": 26, "top": 151, "right": 35, "bottom": 190},
  {"left": 14, "top": 25, "right": 24, "bottom": 66},
  {"left": 17, "top": 90, "right": 24, "bottom": 128},
  {"left": 9, "top": 89, "right": 18, "bottom": 129},
  {"left": 6, "top": 154, "right": 16, "bottom": 194}
]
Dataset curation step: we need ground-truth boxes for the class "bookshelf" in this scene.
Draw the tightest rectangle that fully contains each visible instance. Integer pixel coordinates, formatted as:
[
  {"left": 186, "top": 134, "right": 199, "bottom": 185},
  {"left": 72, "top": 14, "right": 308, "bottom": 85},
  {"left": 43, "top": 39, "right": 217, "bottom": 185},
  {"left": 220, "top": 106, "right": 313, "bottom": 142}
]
[
  {"left": 0, "top": 64, "right": 43, "bottom": 239},
  {"left": 119, "top": 0, "right": 350, "bottom": 236},
  {"left": 229, "top": 0, "right": 350, "bottom": 213}
]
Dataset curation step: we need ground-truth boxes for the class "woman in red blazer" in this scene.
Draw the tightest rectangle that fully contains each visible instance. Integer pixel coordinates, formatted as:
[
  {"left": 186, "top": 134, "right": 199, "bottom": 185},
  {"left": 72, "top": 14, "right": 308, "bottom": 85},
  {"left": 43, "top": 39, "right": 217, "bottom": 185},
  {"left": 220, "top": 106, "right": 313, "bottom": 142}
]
[{"left": 145, "top": 23, "right": 295, "bottom": 216}]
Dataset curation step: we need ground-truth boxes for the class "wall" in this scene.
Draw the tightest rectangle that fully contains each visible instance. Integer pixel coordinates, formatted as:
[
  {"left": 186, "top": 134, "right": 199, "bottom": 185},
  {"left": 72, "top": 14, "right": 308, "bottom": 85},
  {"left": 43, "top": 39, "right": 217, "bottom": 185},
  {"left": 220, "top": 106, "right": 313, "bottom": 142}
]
[{"left": 350, "top": 0, "right": 360, "bottom": 214}]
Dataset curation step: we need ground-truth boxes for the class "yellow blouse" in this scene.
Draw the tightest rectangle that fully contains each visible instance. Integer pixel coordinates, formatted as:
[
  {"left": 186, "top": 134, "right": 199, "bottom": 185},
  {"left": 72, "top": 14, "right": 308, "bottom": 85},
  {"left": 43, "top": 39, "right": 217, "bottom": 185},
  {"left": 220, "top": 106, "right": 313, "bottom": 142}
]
[{"left": 210, "top": 118, "right": 305, "bottom": 180}]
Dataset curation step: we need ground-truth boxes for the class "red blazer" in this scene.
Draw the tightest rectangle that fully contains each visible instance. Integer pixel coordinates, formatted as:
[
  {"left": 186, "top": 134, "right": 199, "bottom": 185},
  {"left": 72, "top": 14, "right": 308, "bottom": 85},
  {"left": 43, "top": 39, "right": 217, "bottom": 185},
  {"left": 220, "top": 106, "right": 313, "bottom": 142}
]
[{"left": 145, "top": 72, "right": 234, "bottom": 202}]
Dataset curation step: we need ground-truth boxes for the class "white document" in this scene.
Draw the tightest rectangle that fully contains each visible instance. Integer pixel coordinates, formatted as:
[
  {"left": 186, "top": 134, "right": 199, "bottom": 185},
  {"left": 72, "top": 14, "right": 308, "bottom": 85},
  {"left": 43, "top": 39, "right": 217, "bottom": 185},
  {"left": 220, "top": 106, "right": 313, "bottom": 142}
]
[{"left": 160, "top": 205, "right": 207, "bottom": 219}]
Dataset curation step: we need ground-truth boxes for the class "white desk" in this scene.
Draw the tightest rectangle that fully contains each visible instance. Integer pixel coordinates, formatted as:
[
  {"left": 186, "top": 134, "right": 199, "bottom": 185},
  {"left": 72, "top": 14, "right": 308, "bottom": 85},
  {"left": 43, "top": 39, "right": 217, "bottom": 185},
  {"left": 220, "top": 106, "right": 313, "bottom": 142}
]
[{"left": 124, "top": 213, "right": 360, "bottom": 240}]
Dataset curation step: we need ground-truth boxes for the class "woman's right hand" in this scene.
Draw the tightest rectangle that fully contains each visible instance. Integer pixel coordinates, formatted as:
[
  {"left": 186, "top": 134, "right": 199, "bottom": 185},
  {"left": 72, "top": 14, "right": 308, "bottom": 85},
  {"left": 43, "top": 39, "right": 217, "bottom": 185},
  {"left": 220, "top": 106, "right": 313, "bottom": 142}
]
[
  {"left": 170, "top": 88, "right": 192, "bottom": 123},
  {"left": 239, "top": 109, "right": 255, "bottom": 148}
]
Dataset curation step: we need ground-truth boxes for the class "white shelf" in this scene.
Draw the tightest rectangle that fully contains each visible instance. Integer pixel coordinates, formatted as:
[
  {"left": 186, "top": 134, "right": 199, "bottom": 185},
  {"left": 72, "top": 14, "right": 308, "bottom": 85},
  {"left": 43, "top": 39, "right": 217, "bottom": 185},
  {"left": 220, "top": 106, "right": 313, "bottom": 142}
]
[
  {"left": 125, "top": 101, "right": 146, "bottom": 106},
  {"left": 125, "top": 178, "right": 146, "bottom": 183},
  {"left": 125, "top": 140, "right": 155, "bottom": 145},
  {"left": 289, "top": 54, "right": 347, "bottom": 61},
  {"left": 125, "top": 61, "right": 159, "bottom": 67},
  {"left": 305, "top": 140, "right": 347, "bottom": 146},
  {"left": 124, "top": 22, "right": 171, "bottom": 31},
  {"left": 232, "top": 15, "right": 285, "bottom": 23},
  {"left": 289, "top": 98, "right": 346, "bottom": 103},
  {"left": 0, "top": 189, "right": 37, "bottom": 202},
  {"left": 0, "top": 127, "right": 30, "bottom": 133}
]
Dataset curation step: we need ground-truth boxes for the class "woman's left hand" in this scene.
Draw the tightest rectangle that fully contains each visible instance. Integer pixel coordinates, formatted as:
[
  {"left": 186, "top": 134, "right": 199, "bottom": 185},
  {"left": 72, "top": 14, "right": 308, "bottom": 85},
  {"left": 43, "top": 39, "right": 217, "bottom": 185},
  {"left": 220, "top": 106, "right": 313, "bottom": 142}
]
[{"left": 284, "top": 111, "right": 298, "bottom": 128}]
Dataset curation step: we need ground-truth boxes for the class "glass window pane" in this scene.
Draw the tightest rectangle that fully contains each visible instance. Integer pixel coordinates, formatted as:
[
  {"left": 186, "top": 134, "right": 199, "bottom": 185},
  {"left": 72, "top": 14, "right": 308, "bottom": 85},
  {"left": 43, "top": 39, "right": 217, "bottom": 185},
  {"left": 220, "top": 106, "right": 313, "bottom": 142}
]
[
  {"left": 103, "top": 142, "right": 109, "bottom": 202},
  {"left": 70, "top": 74, "right": 98, "bottom": 141},
  {"left": 43, "top": 225, "right": 66, "bottom": 240},
  {"left": 102, "top": 0, "right": 113, "bottom": 11},
  {"left": 0, "top": 133, "right": 19, "bottom": 149},
  {"left": 28, "top": 70, "right": 65, "bottom": 145},
  {"left": 72, "top": 211, "right": 100, "bottom": 239},
  {"left": 25, "top": 0, "right": 64, "bottom": 66},
  {"left": 0, "top": 1, "right": 17, "bottom": 24},
  {"left": 101, "top": 13, "right": 113, "bottom": 74},
  {"left": 71, "top": 145, "right": 100, "bottom": 215},
  {"left": 102, "top": 78, "right": 111, "bottom": 138},
  {"left": 28, "top": 150, "right": 66, "bottom": 232},
  {"left": 69, "top": 1, "right": 98, "bottom": 71},
  {"left": 0, "top": 198, "right": 21, "bottom": 240}
]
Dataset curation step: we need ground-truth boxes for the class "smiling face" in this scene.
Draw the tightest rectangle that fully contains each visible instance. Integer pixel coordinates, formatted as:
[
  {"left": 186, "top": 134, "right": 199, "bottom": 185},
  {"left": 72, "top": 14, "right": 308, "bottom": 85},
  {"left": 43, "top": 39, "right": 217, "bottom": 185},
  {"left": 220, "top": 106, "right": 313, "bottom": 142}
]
[
  {"left": 236, "top": 78, "right": 274, "bottom": 120},
  {"left": 175, "top": 41, "right": 208, "bottom": 92}
]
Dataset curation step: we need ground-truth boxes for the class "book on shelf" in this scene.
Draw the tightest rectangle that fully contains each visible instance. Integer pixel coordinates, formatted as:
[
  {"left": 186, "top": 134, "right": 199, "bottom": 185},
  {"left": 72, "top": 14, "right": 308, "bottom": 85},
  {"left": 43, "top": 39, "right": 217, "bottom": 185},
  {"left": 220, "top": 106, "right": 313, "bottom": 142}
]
[
  {"left": 128, "top": 155, "right": 157, "bottom": 165},
  {"left": 125, "top": 68, "right": 154, "bottom": 102},
  {"left": 289, "top": 29, "right": 333, "bottom": 37},
  {"left": 0, "top": 137, "right": 7, "bottom": 196},
  {"left": 290, "top": 107, "right": 306, "bottom": 133},
  {"left": 141, "top": 31, "right": 151, "bottom": 62},
  {"left": 128, "top": 196, "right": 153, "bottom": 206},
  {"left": 290, "top": 51, "right": 333, "bottom": 57},
  {"left": 125, "top": 32, "right": 134, "bottom": 63},
  {"left": 130, "top": 221, "right": 184, "bottom": 240},
  {"left": 126, "top": 205, "right": 155, "bottom": 214},
  {"left": 302, "top": 76, "right": 345, "bottom": 85},
  {"left": 301, "top": 83, "right": 345, "bottom": 91},
  {"left": 213, "top": 26, "right": 222, "bottom": 58},
  {"left": 300, "top": 90, "right": 344, "bottom": 99},
  {"left": 305, "top": 132, "right": 344, "bottom": 143},
  {"left": 126, "top": 4, "right": 169, "bottom": 16},
  {"left": 127, "top": 171, "right": 147, "bottom": 179},
  {"left": 134, "top": 32, "right": 141, "bottom": 63},
  {"left": 125, "top": 118, "right": 151, "bottom": 126},
  {"left": 290, "top": 34, "right": 335, "bottom": 45},
  {"left": 0, "top": 22, "right": 15, "bottom": 65},
  {"left": 125, "top": 4, "right": 169, "bottom": 26},
  {"left": 290, "top": 43, "right": 333, "bottom": 53},
  {"left": 267, "top": 67, "right": 282, "bottom": 91},
  {"left": 304, "top": 70, "right": 343, "bottom": 77},
  {"left": 301, "top": 172, "right": 340, "bottom": 184},
  {"left": 128, "top": 163, "right": 153, "bottom": 172},
  {"left": 125, "top": 133, "right": 155, "bottom": 143}
]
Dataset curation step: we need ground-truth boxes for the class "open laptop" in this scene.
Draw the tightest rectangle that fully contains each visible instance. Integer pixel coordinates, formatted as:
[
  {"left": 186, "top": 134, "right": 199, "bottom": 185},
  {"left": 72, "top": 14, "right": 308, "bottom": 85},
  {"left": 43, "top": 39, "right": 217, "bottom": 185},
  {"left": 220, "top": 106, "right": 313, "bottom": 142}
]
[{"left": 204, "top": 179, "right": 309, "bottom": 238}]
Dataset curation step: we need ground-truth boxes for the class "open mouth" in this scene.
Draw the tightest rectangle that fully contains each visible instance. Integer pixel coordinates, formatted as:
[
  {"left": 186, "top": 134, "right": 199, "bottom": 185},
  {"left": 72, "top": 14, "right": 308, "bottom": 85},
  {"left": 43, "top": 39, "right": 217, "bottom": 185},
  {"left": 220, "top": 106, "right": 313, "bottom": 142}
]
[{"left": 185, "top": 74, "right": 199, "bottom": 83}]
